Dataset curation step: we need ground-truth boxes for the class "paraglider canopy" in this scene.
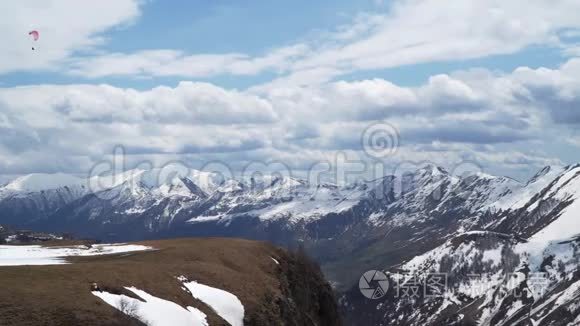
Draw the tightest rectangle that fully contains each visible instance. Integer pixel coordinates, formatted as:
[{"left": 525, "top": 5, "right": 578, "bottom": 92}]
[
  {"left": 29, "top": 30, "right": 39, "bottom": 41},
  {"left": 29, "top": 30, "right": 39, "bottom": 50}
]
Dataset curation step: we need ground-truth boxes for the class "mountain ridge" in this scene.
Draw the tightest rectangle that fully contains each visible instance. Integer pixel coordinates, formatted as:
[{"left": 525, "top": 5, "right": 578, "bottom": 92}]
[{"left": 1, "top": 163, "right": 580, "bottom": 325}]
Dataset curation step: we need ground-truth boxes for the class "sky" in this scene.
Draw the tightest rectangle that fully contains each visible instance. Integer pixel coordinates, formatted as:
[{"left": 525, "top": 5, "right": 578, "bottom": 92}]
[{"left": 1, "top": 0, "right": 580, "bottom": 183}]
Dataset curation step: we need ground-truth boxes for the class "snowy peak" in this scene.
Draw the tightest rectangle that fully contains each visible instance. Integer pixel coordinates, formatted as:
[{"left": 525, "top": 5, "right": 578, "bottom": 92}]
[
  {"left": 395, "top": 164, "right": 449, "bottom": 189},
  {"left": 216, "top": 179, "right": 246, "bottom": 193},
  {"left": 246, "top": 175, "right": 305, "bottom": 192},
  {"left": 519, "top": 164, "right": 580, "bottom": 245},
  {"left": 131, "top": 169, "right": 206, "bottom": 198},
  {"left": 176, "top": 177, "right": 208, "bottom": 199},
  {"left": 87, "top": 168, "right": 213, "bottom": 200},
  {"left": 527, "top": 165, "right": 556, "bottom": 185},
  {"left": 416, "top": 164, "right": 449, "bottom": 178},
  {"left": 3, "top": 173, "right": 85, "bottom": 193},
  {"left": 185, "top": 170, "right": 224, "bottom": 194},
  {"left": 453, "top": 173, "right": 521, "bottom": 212}
]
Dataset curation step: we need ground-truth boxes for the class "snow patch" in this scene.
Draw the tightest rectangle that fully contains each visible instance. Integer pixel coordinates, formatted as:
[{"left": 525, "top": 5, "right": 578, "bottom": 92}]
[
  {"left": 188, "top": 215, "right": 222, "bottom": 224},
  {"left": 482, "top": 246, "right": 503, "bottom": 266},
  {"left": 0, "top": 244, "right": 152, "bottom": 266},
  {"left": 181, "top": 278, "right": 244, "bottom": 326},
  {"left": 93, "top": 287, "right": 208, "bottom": 326}
]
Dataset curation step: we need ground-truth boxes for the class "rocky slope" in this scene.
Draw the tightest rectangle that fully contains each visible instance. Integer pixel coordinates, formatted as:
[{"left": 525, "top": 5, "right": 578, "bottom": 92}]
[
  {"left": 341, "top": 231, "right": 580, "bottom": 325},
  {"left": 339, "top": 164, "right": 580, "bottom": 325}
]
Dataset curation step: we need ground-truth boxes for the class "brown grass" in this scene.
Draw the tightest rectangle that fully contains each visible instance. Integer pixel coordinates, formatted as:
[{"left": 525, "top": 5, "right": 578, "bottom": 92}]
[{"left": 0, "top": 238, "right": 287, "bottom": 326}]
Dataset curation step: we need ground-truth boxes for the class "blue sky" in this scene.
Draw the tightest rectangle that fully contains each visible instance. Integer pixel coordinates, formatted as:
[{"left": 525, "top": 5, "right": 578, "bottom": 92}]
[
  {"left": 1, "top": 0, "right": 569, "bottom": 89},
  {"left": 1, "top": 0, "right": 580, "bottom": 181},
  {"left": 4, "top": 0, "right": 384, "bottom": 88}
]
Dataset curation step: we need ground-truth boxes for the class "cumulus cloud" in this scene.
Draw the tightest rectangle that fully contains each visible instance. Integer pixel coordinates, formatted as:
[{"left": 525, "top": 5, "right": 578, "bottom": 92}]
[
  {"left": 0, "top": 82, "right": 280, "bottom": 171},
  {"left": 0, "top": 82, "right": 277, "bottom": 125},
  {"left": 1, "top": 58, "right": 579, "bottom": 179},
  {"left": 509, "top": 59, "right": 580, "bottom": 124}
]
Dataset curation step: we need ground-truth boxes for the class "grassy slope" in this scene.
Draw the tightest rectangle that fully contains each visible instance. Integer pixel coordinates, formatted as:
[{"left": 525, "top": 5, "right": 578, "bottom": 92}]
[{"left": 0, "top": 238, "right": 300, "bottom": 325}]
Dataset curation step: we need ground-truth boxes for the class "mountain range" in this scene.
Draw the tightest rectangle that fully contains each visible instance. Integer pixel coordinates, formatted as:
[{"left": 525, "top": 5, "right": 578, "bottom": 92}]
[{"left": 1, "top": 164, "right": 580, "bottom": 325}]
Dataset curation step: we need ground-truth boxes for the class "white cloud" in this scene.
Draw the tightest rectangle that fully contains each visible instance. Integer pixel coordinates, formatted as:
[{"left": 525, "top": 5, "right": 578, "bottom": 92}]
[
  {"left": 2, "top": 58, "right": 580, "bottom": 178},
  {"left": 0, "top": 82, "right": 277, "bottom": 126},
  {"left": 562, "top": 45, "right": 580, "bottom": 57},
  {"left": 0, "top": 0, "right": 142, "bottom": 74},
  {"left": 53, "top": 0, "right": 580, "bottom": 86},
  {"left": 292, "top": 0, "right": 580, "bottom": 73},
  {"left": 67, "top": 44, "right": 310, "bottom": 79},
  {"left": 0, "top": 82, "right": 279, "bottom": 174}
]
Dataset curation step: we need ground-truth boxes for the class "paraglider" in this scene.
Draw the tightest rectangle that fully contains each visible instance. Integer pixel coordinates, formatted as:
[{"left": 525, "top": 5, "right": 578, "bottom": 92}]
[{"left": 29, "top": 30, "right": 39, "bottom": 50}]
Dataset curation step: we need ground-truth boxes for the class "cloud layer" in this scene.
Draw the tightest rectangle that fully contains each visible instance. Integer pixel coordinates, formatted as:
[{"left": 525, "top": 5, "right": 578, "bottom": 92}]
[
  {"left": 1, "top": 58, "right": 579, "bottom": 178},
  {"left": 1, "top": 1, "right": 579, "bottom": 181}
]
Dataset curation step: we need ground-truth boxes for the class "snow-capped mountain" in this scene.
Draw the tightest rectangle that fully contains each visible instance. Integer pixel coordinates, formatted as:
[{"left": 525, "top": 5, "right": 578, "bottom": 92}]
[
  {"left": 1, "top": 164, "right": 578, "bottom": 249},
  {"left": 338, "top": 164, "right": 580, "bottom": 326},
  {"left": 188, "top": 175, "right": 364, "bottom": 225},
  {"left": 35, "top": 169, "right": 214, "bottom": 237},
  {"left": 1, "top": 164, "right": 580, "bottom": 325},
  {"left": 0, "top": 173, "right": 89, "bottom": 226},
  {"left": 341, "top": 231, "right": 580, "bottom": 326}
]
